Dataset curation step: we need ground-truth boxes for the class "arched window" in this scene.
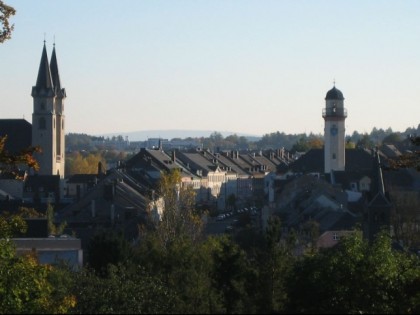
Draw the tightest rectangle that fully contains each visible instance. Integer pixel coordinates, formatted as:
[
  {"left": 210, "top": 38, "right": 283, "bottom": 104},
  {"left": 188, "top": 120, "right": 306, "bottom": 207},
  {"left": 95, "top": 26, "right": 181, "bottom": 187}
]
[
  {"left": 39, "top": 117, "right": 46, "bottom": 130},
  {"left": 53, "top": 118, "right": 56, "bottom": 129}
]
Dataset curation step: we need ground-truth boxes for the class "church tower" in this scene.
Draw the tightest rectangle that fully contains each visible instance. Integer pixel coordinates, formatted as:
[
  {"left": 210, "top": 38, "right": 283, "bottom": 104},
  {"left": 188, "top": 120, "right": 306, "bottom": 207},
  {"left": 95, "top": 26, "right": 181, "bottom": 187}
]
[
  {"left": 323, "top": 85, "right": 347, "bottom": 174},
  {"left": 31, "top": 42, "right": 66, "bottom": 178}
]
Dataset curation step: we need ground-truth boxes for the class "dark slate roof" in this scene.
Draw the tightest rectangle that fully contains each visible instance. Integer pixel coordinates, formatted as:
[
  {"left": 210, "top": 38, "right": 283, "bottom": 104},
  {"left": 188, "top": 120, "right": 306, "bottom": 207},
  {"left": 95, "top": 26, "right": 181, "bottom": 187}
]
[
  {"left": 67, "top": 174, "right": 99, "bottom": 184},
  {"left": 32, "top": 43, "right": 54, "bottom": 96},
  {"left": 208, "top": 152, "right": 250, "bottom": 176},
  {"left": 0, "top": 119, "right": 32, "bottom": 153},
  {"left": 176, "top": 151, "right": 217, "bottom": 176},
  {"left": 50, "top": 45, "right": 66, "bottom": 98},
  {"left": 288, "top": 149, "right": 324, "bottom": 173},
  {"left": 325, "top": 86, "right": 344, "bottom": 100},
  {"left": 25, "top": 175, "right": 61, "bottom": 192},
  {"left": 285, "top": 148, "right": 374, "bottom": 175}
]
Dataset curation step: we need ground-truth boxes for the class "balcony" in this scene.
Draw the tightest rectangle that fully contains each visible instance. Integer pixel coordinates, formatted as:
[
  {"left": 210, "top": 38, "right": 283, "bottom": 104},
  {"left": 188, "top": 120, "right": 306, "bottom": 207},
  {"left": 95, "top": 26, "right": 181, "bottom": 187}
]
[{"left": 322, "top": 107, "right": 347, "bottom": 118}]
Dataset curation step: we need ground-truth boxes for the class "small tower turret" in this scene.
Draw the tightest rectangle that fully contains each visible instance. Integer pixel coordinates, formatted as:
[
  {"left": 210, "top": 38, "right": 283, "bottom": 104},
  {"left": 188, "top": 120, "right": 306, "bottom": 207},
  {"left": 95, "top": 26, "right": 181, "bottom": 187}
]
[{"left": 323, "top": 84, "right": 347, "bottom": 174}]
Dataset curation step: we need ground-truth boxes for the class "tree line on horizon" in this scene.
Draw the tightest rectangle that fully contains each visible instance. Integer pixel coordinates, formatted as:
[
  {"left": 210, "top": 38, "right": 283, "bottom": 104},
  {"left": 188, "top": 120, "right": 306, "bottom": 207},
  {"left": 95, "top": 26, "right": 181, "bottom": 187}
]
[{"left": 67, "top": 124, "right": 420, "bottom": 153}]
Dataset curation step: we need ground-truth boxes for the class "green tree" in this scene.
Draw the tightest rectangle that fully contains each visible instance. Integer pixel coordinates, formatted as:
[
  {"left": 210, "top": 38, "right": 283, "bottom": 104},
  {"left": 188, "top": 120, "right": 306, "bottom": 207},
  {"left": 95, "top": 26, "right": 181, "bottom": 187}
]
[
  {"left": 0, "top": 213, "right": 76, "bottom": 313},
  {"left": 253, "top": 216, "right": 295, "bottom": 313},
  {"left": 211, "top": 236, "right": 255, "bottom": 314},
  {"left": 382, "top": 132, "right": 402, "bottom": 144},
  {"left": 46, "top": 204, "right": 66, "bottom": 236},
  {"left": 286, "top": 230, "right": 420, "bottom": 314},
  {"left": 70, "top": 263, "right": 175, "bottom": 314},
  {"left": 0, "top": 1, "right": 15, "bottom": 43},
  {"left": 356, "top": 133, "right": 375, "bottom": 149},
  {"left": 87, "top": 230, "right": 132, "bottom": 276}
]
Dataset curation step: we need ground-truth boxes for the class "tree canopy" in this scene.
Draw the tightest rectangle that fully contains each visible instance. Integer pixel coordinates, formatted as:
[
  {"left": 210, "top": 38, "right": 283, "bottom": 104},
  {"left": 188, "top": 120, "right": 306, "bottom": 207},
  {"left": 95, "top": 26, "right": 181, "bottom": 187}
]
[{"left": 0, "top": 1, "right": 15, "bottom": 43}]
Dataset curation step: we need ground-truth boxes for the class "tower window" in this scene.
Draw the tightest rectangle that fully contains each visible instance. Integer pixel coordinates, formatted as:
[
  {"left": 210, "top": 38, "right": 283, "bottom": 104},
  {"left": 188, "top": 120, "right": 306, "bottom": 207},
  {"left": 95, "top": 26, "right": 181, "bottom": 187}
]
[
  {"left": 40, "top": 103, "right": 45, "bottom": 110},
  {"left": 39, "top": 117, "right": 46, "bottom": 130},
  {"left": 332, "top": 153, "right": 336, "bottom": 159}
]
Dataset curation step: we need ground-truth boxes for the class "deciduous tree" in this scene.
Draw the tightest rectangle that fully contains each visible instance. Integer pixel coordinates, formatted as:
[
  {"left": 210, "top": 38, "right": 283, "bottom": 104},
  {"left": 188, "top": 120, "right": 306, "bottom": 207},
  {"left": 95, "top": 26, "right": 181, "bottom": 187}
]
[{"left": 0, "top": 1, "right": 15, "bottom": 43}]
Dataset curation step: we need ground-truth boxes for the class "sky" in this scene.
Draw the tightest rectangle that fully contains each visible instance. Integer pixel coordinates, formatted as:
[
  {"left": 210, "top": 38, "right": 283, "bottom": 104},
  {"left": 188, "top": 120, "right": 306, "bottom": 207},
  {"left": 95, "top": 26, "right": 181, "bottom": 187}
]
[{"left": 1, "top": 0, "right": 420, "bottom": 140}]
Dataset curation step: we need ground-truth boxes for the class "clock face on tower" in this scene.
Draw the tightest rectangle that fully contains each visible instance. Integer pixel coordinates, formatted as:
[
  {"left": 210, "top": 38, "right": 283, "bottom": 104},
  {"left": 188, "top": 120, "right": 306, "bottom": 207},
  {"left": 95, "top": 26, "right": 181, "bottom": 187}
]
[{"left": 330, "top": 125, "right": 338, "bottom": 136}]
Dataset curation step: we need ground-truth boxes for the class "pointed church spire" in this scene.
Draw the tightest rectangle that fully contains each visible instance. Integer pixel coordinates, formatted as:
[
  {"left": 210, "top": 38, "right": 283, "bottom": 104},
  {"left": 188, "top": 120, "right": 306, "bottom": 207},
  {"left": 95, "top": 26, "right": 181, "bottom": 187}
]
[
  {"left": 50, "top": 42, "right": 65, "bottom": 97},
  {"left": 32, "top": 41, "right": 54, "bottom": 96}
]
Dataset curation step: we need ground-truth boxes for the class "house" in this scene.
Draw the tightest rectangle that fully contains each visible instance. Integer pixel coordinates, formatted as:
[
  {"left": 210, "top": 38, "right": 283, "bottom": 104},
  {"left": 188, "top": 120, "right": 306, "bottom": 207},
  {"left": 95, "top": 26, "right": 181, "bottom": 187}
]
[{"left": 57, "top": 168, "right": 157, "bottom": 251}]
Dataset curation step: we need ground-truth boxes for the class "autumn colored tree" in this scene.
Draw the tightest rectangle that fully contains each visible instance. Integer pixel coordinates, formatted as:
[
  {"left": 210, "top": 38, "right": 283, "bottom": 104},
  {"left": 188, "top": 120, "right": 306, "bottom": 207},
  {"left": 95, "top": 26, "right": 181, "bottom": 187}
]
[
  {"left": 0, "top": 135, "right": 40, "bottom": 178},
  {"left": 389, "top": 135, "right": 420, "bottom": 171},
  {"left": 156, "top": 169, "right": 203, "bottom": 247},
  {"left": 0, "top": 0, "right": 15, "bottom": 43},
  {"left": 65, "top": 151, "right": 107, "bottom": 175}
]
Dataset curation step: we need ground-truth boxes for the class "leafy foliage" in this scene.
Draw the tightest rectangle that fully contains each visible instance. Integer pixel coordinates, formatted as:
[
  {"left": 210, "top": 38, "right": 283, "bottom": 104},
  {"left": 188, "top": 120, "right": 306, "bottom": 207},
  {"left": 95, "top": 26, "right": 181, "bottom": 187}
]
[
  {"left": 156, "top": 169, "right": 203, "bottom": 247},
  {"left": 286, "top": 231, "right": 420, "bottom": 314},
  {"left": 0, "top": 215, "right": 76, "bottom": 314},
  {"left": 388, "top": 136, "right": 420, "bottom": 171},
  {"left": 0, "top": 0, "right": 15, "bottom": 43},
  {"left": 70, "top": 264, "right": 175, "bottom": 314},
  {"left": 0, "top": 135, "right": 40, "bottom": 179}
]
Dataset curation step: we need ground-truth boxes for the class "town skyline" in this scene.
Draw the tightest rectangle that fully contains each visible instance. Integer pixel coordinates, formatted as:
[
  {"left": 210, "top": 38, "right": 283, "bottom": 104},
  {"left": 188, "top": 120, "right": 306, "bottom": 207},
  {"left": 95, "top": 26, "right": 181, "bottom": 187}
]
[{"left": 1, "top": 1, "right": 420, "bottom": 137}]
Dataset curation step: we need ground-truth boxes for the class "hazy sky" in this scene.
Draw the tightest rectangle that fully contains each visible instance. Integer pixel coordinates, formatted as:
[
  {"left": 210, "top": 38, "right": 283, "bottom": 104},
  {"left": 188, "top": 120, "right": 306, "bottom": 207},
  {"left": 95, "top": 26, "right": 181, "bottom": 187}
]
[{"left": 1, "top": 0, "right": 420, "bottom": 139}]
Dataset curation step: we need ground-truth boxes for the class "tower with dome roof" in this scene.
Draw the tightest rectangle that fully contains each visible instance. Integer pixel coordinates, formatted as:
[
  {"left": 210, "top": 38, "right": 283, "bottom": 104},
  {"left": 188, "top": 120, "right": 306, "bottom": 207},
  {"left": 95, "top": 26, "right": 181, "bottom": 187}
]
[{"left": 322, "top": 84, "right": 347, "bottom": 174}]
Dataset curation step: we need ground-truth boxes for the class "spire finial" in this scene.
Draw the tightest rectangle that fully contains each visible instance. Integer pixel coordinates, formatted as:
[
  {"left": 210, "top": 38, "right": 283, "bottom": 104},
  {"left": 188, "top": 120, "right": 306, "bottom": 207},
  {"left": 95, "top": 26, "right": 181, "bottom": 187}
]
[
  {"left": 53, "top": 35, "right": 55, "bottom": 47},
  {"left": 43, "top": 32, "right": 46, "bottom": 44},
  {"left": 333, "top": 78, "right": 336, "bottom": 87}
]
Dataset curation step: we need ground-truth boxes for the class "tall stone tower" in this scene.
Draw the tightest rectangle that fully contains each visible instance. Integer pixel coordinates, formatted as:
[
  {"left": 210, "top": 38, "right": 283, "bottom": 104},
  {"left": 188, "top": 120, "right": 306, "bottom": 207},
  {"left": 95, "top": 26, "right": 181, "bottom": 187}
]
[
  {"left": 31, "top": 42, "right": 66, "bottom": 178},
  {"left": 323, "top": 85, "right": 347, "bottom": 174}
]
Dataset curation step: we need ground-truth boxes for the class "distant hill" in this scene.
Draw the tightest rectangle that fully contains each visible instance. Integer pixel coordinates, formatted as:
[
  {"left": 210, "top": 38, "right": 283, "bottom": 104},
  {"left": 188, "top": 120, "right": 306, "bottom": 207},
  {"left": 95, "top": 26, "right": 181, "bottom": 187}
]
[{"left": 98, "top": 130, "right": 262, "bottom": 142}]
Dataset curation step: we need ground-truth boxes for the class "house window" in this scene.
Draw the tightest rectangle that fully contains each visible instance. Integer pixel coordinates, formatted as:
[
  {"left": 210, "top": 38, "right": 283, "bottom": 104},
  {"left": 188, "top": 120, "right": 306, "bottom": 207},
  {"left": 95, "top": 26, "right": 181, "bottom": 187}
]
[{"left": 333, "top": 233, "right": 340, "bottom": 241}]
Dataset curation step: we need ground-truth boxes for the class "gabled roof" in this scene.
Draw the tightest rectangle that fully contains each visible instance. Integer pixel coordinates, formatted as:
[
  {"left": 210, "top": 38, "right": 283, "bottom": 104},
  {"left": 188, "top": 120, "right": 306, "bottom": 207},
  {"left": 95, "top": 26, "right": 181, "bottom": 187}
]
[
  {"left": 176, "top": 151, "right": 219, "bottom": 176},
  {"left": 283, "top": 148, "right": 375, "bottom": 175},
  {"left": 207, "top": 152, "right": 250, "bottom": 176},
  {"left": 25, "top": 175, "right": 60, "bottom": 192},
  {"left": 67, "top": 174, "right": 99, "bottom": 184},
  {"left": 59, "top": 169, "right": 151, "bottom": 223},
  {"left": 0, "top": 119, "right": 32, "bottom": 153}
]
